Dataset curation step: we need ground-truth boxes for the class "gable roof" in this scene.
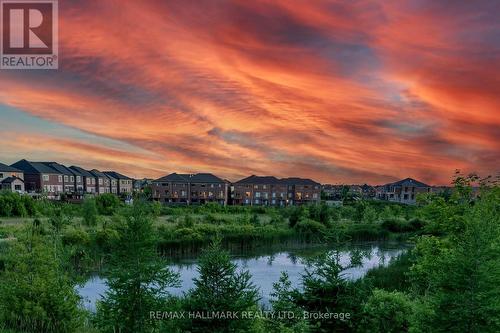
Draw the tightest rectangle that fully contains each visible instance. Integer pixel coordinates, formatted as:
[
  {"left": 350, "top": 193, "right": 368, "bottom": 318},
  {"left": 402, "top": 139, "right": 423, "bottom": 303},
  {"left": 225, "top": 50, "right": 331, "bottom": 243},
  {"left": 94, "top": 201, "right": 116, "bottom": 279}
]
[
  {"left": 103, "top": 171, "right": 132, "bottom": 180},
  {"left": 389, "top": 178, "right": 430, "bottom": 188},
  {"left": 69, "top": 166, "right": 94, "bottom": 178},
  {"left": 235, "top": 175, "right": 320, "bottom": 186},
  {"left": 154, "top": 173, "right": 190, "bottom": 183},
  {"left": 41, "top": 162, "right": 73, "bottom": 175},
  {"left": 235, "top": 175, "right": 281, "bottom": 185},
  {"left": 281, "top": 177, "right": 320, "bottom": 186},
  {"left": 11, "top": 159, "right": 60, "bottom": 174},
  {"left": 0, "top": 162, "right": 21, "bottom": 172},
  {"left": 1, "top": 176, "right": 24, "bottom": 184},
  {"left": 189, "top": 173, "right": 225, "bottom": 183},
  {"left": 90, "top": 169, "right": 107, "bottom": 178},
  {"left": 154, "top": 172, "right": 225, "bottom": 183}
]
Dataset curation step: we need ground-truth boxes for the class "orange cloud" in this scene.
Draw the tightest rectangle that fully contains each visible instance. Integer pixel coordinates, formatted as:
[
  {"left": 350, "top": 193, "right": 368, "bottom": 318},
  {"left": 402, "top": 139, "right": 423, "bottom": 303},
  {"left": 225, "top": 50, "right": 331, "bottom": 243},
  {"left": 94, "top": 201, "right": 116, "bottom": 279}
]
[{"left": 0, "top": 0, "right": 498, "bottom": 184}]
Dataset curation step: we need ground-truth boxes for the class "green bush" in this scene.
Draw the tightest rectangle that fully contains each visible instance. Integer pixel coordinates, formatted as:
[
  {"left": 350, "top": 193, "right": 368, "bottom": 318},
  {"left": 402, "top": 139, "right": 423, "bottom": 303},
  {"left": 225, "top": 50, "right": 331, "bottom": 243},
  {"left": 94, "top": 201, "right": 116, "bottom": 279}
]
[{"left": 95, "top": 193, "right": 121, "bottom": 215}]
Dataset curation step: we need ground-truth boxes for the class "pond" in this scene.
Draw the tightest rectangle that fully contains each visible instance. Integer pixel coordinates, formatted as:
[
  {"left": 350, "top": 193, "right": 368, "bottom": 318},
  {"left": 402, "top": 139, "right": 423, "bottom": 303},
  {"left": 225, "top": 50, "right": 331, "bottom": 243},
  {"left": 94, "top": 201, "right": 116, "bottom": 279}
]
[{"left": 78, "top": 241, "right": 409, "bottom": 311}]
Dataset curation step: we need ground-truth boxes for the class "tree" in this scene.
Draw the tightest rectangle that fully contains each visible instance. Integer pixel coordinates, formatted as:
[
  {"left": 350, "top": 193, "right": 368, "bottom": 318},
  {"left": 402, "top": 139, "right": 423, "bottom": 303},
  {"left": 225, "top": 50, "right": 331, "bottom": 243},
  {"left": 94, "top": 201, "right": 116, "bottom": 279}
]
[
  {"left": 360, "top": 289, "right": 413, "bottom": 333},
  {"left": 95, "top": 193, "right": 121, "bottom": 215},
  {"left": 410, "top": 180, "right": 500, "bottom": 332},
  {"left": 95, "top": 200, "right": 179, "bottom": 333},
  {"left": 0, "top": 223, "right": 84, "bottom": 333},
  {"left": 183, "top": 239, "right": 260, "bottom": 333},
  {"left": 265, "top": 272, "right": 310, "bottom": 333},
  {"left": 82, "top": 196, "right": 99, "bottom": 226}
]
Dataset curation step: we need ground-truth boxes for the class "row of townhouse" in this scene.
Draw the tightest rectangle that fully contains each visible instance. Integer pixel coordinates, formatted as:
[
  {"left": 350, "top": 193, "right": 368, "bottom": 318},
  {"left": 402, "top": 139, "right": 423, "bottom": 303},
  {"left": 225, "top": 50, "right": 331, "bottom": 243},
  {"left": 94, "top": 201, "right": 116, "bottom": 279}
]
[
  {"left": 232, "top": 175, "right": 321, "bottom": 206},
  {"left": 1, "top": 159, "right": 133, "bottom": 199},
  {"left": 152, "top": 173, "right": 321, "bottom": 206}
]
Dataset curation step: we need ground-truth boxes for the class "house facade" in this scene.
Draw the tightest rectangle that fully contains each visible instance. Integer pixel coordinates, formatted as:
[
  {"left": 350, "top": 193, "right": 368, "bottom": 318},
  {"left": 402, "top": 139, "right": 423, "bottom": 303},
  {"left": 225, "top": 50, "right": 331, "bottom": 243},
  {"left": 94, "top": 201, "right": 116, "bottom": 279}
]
[
  {"left": 42, "top": 162, "right": 76, "bottom": 194},
  {"left": 376, "top": 178, "right": 431, "bottom": 204},
  {"left": 233, "top": 175, "right": 320, "bottom": 206},
  {"left": 152, "top": 173, "right": 228, "bottom": 205},
  {"left": 69, "top": 166, "right": 96, "bottom": 194},
  {"left": 11, "top": 159, "right": 63, "bottom": 198},
  {"left": 104, "top": 171, "right": 133, "bottom": 194},
  {"left": 0, "top": 163, "right": 24, "bottom": 193},
  {"left": 90, "top": 169, "right": 110, "bottom": 194}
]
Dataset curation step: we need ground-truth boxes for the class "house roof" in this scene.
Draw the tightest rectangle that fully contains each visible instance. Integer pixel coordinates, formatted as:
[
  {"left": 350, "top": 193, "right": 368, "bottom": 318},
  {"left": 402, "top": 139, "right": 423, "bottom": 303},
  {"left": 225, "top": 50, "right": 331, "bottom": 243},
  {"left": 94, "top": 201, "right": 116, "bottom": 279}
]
[
  {"left": 189, "top": 173, "right": 225, "bottom": 183},
  {"left": 90, "top": 169, "right": 107, "bottom": 178},
  {"left": 154, "top": 173, "right": 189, "bottom": 183},
  {"left": 388, "top": 178, "right": 430, "bottom": 188},
  {"left": 11, "top": 159, "right": 60, "bottom": 174},
  {"left": 281, "top": 177, "right": 320, "bottom": 186},
  {"left": 69, "top": 166, "right": 94, "bottom": 178},
  {"left": 41, "top": 162, "right": 73, "bottom": 175},
  {"left": 154, "top": 172, "right": 225, "bottom": 183},
  {"left": 235, "top": 175, "right": 320, "bottom": 186},
  {"left": 1, "top": 176, "right": 24, "bottom": 184},
  {"left": 235, "top": 175, "right": 281, "bottom": 184},
  {"left": 103, "top": 171, "right": 132, "bottom": 180},
  {"left": 0, "top": 162, "right": 21, "bottom": 173}
]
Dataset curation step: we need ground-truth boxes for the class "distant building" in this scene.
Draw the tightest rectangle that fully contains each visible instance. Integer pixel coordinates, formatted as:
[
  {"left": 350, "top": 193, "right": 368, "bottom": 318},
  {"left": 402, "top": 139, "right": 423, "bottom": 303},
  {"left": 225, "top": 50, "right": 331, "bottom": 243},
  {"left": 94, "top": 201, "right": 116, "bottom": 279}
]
[
  {"left": 0, "top": 162, "right": 24, "bottom": 193},
  {"left": 104, "top": 172, "right": 119, "bottom": 194},
  {"left": 104, "top": 171, "right": 133, "bottom": 194},
  {"left": 152, "top": 173, "right": 228, "bottom": 205},
  {"left": 90, "top": 169, "right": 110, "bottom": 194},
  {"left": 69, "top": 166, "right": 96, "bottom": 194},
  {"left": 133, "top": 178, "right": 153, "bottom": 192},
  {"left": 41, "top": 162, "right": 76, "bottom": 194},
  {"left": 376, "top": 178, "right": 431, "bottom": 204},
  {"left": 233, "top": 175, "right": 320, "bottom": 206},
  {"left": 11, "top": 159, "right": 63, "bottom": 198}
]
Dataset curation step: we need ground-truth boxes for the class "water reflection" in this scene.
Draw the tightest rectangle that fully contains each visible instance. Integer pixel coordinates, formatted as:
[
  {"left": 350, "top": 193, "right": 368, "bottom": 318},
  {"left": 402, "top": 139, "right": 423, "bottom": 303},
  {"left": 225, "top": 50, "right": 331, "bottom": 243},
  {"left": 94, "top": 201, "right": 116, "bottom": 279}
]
[{"left": 78, "top": 242, "right": 408, "bottom": 311}]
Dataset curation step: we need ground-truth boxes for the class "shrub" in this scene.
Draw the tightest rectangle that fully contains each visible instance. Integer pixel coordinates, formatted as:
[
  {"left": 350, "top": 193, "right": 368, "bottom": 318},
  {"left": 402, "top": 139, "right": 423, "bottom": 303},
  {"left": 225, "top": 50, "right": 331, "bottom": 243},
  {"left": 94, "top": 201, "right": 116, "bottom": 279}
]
[{"left": 95, "top": 193, "right": 121, "bottom": 215}]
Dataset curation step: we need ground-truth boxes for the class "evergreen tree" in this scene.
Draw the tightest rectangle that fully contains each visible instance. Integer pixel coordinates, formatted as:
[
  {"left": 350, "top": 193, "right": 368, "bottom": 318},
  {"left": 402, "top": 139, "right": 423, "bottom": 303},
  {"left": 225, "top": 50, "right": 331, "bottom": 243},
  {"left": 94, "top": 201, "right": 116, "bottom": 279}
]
[
  {"left": 95, "top": 200, "right": 179, "bottom": 333},
  {"left": 183, "top": 239, "right": 260, "bottom": 333}
]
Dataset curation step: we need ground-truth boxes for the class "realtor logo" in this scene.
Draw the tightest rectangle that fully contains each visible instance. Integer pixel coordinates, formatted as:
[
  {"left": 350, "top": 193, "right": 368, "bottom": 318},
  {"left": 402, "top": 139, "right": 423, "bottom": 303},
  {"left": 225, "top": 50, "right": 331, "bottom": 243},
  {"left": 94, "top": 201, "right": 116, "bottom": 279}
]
[{"left": 1, "top": 0, "right": 58, "bottom": 69}]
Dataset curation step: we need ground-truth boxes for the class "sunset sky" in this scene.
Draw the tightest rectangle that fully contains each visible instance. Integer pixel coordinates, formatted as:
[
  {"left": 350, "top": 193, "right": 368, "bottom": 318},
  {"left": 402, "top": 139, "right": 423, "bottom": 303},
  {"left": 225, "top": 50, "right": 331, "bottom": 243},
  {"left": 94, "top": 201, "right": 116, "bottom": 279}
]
[{"left": 1, "top": 0, "right": 499, "bottom": 185}]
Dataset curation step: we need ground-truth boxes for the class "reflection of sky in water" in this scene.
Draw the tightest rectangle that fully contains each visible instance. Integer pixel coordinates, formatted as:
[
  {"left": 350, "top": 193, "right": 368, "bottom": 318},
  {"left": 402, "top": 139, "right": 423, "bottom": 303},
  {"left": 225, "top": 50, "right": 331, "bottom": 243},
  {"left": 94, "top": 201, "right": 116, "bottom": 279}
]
[{"left": 78, "top": 243, "right": 407, "bottom": 311}]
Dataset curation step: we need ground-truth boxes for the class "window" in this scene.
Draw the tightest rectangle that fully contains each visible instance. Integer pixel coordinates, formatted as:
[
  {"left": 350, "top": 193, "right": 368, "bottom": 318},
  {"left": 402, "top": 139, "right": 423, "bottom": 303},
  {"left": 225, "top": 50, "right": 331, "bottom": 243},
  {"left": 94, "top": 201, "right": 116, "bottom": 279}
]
[
  {"left": 404, "top": 194, "right": 409, "bottom": 200},
  {"left": 76, "top": 176, "right": 80, "bottom": 182},
  {"left": 99, "top": 178, "right": 103, "bottom": 185},
  {"left": 92, "top": 178, "right": 95, "bottom": 185},
  {"left": 255, "top": 192, "right": 261, "bottom": 198},
  {"left": 313, "top": 193, "right": 318, "bottom": 199},
  {"left": 263, "top": 185, "right": 267, "bottom": 189},
  {"left": 43, "top": 175, "right": 49, "bottom": 181},
  {"left": 70, "top": 176, "right": 74, "bottom": 182},
  {"left": 58, "top": 175, "right": 62, "bottom": 182},
  {"left": 0, "top": 173, "right": 3, "bottom": 178},
  {"left": 64, "top": 175, "right": 68, "bottom": 182},
  {"left": 86, "top": 178, "right": 90, "bottom": 185},
  {"left": 272, "top": 192, "right": 276, "bottom": 198},
  {"left": 254, "top": 185, "right": 258, "bottom": 189},
  {"left": 15, "top": 185, "right": 22, "bottom": 191},
  {"left": 245, "top": 191, "right": 251, "bottom": 197}
]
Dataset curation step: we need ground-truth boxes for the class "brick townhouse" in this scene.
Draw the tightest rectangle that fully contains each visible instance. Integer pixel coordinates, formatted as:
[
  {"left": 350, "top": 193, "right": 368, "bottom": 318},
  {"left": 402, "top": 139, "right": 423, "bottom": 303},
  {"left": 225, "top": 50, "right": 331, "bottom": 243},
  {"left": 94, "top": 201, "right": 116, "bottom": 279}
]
[
  {"left": 233, "top": 175, "right": 321, "bottom": 206},
  {"left": 69, "top": 166, "right": 96, "bottom": 194},
  {"left": 0, "top": 162, "right": 25, "bottom": 193},
  {"left": 41, "top": 162, "right": 76, "bottom": 194},
  {"left": 104, "top": 172, "right": 119, "bottom": 194},
  {"left": 104, "top": 171, "right": 133, "bottom": 194},
  {"left": 11, "top": 159, "right": 64, "bottom": 198},
  {"left": 152, "top": 172, "right": 228, "bottom": 205},
  {"left": 90, "top": 169, "right": 111, "bottom": 194},
  {"left": 376, "top": 177, "right": 431, "bottom": 204}
]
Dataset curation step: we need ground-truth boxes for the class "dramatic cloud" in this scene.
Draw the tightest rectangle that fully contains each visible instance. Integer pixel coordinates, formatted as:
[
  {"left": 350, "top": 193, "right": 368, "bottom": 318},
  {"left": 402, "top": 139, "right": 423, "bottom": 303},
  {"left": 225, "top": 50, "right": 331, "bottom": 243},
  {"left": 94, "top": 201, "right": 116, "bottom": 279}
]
[{"left": 0, "top": 0, "right": 498, "bottom": 184}]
